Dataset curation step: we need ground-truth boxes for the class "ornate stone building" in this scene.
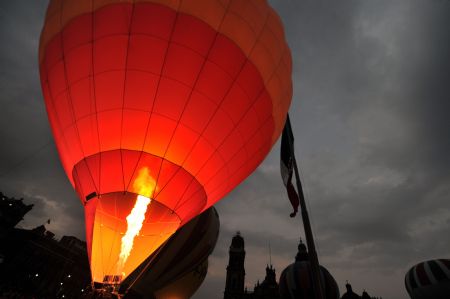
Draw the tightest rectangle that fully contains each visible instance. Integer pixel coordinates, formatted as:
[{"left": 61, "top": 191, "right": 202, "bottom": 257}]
[
  {"left": 224, "top": 232, "right": 280, "bottom": 299},
  {"left": 223, "top": 233, "right": 381, "bottom": 299},
  {"left": 224, "top": 232, "right": 246, "bottom": 299}
]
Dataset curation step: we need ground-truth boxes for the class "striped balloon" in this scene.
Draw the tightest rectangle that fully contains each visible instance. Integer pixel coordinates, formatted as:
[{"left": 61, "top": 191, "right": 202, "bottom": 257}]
[
  {"left": 279, "top": 261, "right": 340, "bottom": 299},
  {"left": 405, "top": 259, "right": 450, "bottom": 299},
  {"left": 122, "top": 207, "right": 219, "bottom": 296}
]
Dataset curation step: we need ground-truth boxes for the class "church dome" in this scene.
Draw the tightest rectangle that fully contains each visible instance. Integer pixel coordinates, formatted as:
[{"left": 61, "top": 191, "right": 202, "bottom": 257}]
[{"left": 279, "top": 241, "right": 340, "bottom": 299}]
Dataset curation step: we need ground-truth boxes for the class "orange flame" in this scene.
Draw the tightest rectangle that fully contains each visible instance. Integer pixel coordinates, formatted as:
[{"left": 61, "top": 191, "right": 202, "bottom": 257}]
[
  {"left": 132, "top": 167, "right": 157, "bottom": 198},
  {"left": 116, "top": 167, "right": 156, "bottom": 274}
]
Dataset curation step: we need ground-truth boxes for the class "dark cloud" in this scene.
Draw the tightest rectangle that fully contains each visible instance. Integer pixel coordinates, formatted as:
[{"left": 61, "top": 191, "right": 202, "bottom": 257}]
[
  {"left": 200, "top": 1, "right": 450, "bottom": 298},
  {"left": 1, "top": 1, "right": 449, "bottom": 299},
  {"left": 0, "top": 0, "right": 84, "bottom": 238}
]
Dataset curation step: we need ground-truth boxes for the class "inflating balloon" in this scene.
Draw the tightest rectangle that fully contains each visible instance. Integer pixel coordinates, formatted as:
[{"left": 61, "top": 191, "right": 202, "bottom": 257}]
[
  {"left": 153, "top": 258, "right": 209, "bottom": 299},
  {"left": 39, "top": 0, "right": 292, "bottom": 285},
  {"left": 123, "top": 207, "right": 219, "bottom": 296}
]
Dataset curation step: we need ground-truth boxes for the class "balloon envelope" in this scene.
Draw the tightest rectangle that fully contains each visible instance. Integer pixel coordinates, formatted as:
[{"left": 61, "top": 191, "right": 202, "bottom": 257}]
[
  {"left": 39, "top": 0, "right": 292, "bottom": 284},
  {"left": 405, "top": 259, "right": 450, "bottom": 299},
  {"left": 153, "top": 259, "right": 209, "bottom": 299},
  {"left": 123, "top": 207, "right": 219, "bottom": 296}
]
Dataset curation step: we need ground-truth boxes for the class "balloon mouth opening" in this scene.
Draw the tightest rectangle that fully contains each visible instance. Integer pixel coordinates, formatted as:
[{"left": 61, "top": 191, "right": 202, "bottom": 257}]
[
  {"left": 85, "top": 191, "right": 182, "bottom": 285},
  {"left": 72, "top": 149, "right": 208, "bottom": 224}
]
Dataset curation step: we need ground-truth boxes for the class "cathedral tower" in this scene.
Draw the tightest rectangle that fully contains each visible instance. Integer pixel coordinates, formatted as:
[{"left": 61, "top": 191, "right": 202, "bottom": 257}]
[{"left": 224, "top": 232, "right": 246, "bottom": 299}]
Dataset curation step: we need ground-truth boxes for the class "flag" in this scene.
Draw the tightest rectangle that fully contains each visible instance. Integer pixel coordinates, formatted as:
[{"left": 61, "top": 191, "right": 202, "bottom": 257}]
[{"left": 280, "top": 114, "right": 300, "bottom": 217}]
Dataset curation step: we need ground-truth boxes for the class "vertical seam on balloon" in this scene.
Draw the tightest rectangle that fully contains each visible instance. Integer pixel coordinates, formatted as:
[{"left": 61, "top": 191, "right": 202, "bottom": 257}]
[
  {"left": 119, "top": 1, "right": 137, "bottom": 194},
  {"left": 90, "top": 0, "right": 105, "bottom": 282},
  {"left": 123, "top": 2, "right": 182, "bottom": 197},
  {"left": 151, "top": 0, "right": 234, "bottom": 210},
  {"left": 90, "top": 0, "right": 102, "bottom": 198},
  {"left": 163, "top": 6, "right": 273, "bottom": 212}
]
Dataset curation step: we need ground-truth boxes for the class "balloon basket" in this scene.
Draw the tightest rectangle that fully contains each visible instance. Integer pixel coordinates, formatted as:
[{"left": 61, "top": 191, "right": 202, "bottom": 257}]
[{"left": 91, "top": 278, "right": 124, "bottom": 299}]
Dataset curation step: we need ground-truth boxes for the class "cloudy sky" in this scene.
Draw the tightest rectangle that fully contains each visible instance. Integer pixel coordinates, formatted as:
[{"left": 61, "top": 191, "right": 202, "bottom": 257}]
[{"left": 1, "top": 1, "right": 449, "bottom": 298}]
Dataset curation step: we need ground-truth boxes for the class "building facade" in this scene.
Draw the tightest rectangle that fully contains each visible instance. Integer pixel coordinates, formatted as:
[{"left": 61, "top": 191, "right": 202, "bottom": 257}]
[{"left": 0, "top": 192, "right": 91, "bottom": 299}]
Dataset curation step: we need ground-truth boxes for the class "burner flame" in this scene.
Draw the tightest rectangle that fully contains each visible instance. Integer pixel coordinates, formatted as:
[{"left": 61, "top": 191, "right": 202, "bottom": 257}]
[{"left": 116, "top": 167, "right": 156, "bottom": 274}]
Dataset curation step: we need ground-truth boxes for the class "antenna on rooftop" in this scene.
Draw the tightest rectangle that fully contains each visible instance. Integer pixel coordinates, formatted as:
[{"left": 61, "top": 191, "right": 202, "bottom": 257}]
[{"left": 269, "top": 241, "right": 272, "bottom": 267}]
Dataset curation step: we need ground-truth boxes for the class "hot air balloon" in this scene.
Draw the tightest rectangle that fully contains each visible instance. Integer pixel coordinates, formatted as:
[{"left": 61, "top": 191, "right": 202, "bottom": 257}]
[
  {"left": 152, "top": 258, "right": 208, "bottom": 299},
  {"left": 405, "top": 259, "right": 450, "bottom": 299},
  {"left": 39, "top": 0, "right": 292, "bottom": 288},
  {"left": 279, "top": 242, "right": 339, "bottom": 299},
  {"left": 123, "top": 207, "right": 219, "bottom": 297},
  {"left": 122, "top": 260, "right": 210, "bottom": 299}
]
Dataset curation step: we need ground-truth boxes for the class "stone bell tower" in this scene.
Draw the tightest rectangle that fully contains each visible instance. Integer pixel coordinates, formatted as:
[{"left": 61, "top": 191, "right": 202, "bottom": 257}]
[{"left": 224, "top": 232, "right": 246, "bottom": 299}]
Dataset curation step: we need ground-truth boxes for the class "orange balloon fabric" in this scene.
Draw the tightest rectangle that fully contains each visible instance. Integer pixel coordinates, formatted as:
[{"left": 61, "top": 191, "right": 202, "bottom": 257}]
[{"left": 39, "top": 0, "right": 292, "bottom": 284}]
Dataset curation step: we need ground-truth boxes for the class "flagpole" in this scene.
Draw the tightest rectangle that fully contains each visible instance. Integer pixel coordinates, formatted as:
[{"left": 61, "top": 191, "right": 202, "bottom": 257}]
[
  {"left": 291, "top": 155, "right": 325, "bottom": 299},
  {"left": 283, "top": 113, "right": 324, "bottom": 299}
]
